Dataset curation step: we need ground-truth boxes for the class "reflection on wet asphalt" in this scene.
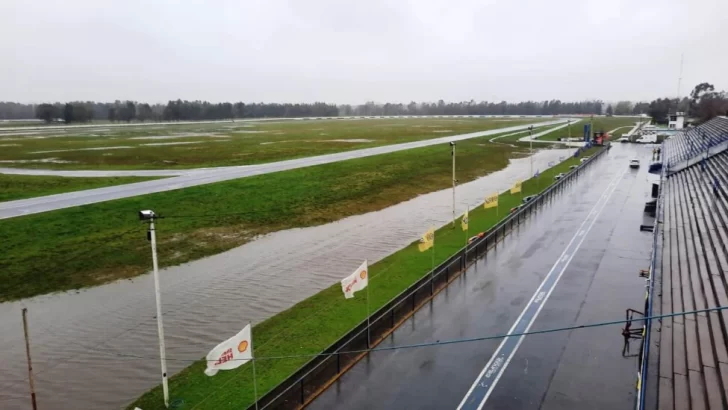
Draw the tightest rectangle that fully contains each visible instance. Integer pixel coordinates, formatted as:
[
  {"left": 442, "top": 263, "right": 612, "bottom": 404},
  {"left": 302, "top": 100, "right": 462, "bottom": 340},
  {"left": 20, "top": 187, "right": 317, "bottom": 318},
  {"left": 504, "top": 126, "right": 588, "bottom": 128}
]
[
  {"left": 308, "top": 143, "right": 656, "bottom": 410},
  {"left": 0, "top": 149, "right": 570, "bottom": 409}
]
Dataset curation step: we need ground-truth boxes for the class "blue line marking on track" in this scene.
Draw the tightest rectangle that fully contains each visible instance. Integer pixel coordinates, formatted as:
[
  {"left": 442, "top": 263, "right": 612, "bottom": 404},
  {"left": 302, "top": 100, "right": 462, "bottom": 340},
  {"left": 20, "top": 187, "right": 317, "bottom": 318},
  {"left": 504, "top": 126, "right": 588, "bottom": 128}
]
[{"left": 457, "top": 168, "right": 626, "bottom": 410}]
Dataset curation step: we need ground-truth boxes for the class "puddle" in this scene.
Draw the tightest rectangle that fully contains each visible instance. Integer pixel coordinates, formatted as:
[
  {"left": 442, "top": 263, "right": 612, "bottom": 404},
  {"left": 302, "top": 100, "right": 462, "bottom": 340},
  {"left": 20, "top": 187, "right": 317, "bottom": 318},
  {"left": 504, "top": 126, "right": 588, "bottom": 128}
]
[
  {"left": 139, "top": 141, "right": 206, "bottom": 147},
  {"left": 30, "top": 146, "right": 134, "bottom": 154},
  {"left": 327, "top": 139, "right": 373, "bottom": 143},
  {"left": 0, "top": 130, "right": 44, "bottom": 136},
  {"left": 0, "top": 158, "right": 76, "bottom": 164},
  {"left": 0, "top": 148, "right": 570, "bottom": 410},
  {"left": 260, "top": 139, "right": 374, "bottom": 145},
  {"left": 129, "top": 133, "right": 223, "bottom": 140}
]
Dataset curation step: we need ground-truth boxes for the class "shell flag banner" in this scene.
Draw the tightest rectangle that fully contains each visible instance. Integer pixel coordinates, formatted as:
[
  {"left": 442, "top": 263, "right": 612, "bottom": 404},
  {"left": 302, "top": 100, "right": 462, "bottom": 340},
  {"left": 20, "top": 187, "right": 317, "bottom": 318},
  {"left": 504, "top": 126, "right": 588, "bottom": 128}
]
[
  {"left": 484, "top": 192, "right": 499, "bottom": 209},
  {"left": 418, "top": 227, "right": 435, "bottom": 252},
  {"left": 341, "top": 260, "right": 369, "bottom": 299},
  {"left": 461, "top": 208, "right": 469, "bottom": 232},
  {"left": 204, "top": 324, "right": 252, "bottom": 376},
  {"left": 510, "top": 180, "right": 522, "bottom": 194}
]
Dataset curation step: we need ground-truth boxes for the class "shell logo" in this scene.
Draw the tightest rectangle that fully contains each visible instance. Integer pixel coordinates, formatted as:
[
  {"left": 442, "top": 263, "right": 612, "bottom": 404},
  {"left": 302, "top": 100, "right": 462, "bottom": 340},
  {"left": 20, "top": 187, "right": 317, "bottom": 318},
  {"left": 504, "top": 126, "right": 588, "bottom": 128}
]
[
  {"left": 359, "top": 270, "right": 367, "bottom": 280},
  {"left": 237, "top": 340, "right": 249, "bottom": 353}
]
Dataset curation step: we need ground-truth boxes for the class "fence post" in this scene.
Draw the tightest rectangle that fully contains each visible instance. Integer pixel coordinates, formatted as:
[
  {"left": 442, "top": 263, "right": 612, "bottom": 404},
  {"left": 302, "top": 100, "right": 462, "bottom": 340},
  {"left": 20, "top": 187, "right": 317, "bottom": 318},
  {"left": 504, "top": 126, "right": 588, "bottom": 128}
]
[{"left": 300, "top": 379, "right": 305, "bottom": 404}]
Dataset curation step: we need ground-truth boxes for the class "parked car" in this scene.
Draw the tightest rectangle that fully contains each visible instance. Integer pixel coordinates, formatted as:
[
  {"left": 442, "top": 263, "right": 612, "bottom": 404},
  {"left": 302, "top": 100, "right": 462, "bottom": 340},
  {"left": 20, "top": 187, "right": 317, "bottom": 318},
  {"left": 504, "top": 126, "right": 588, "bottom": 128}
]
[
  {"left": 522, "top": 195, "right": 536, "bottom": 203},
  {"left": 554, "top": 173, "right": 566, "bottom": 180},
  {"left": 580, "top": 156, "right": 591, "bottom": 163},
  {"left": 636, "top": 134, "right": 657, "bottom": 144},
  {"left": 569, "top": 165, "right": 578, "bottom": 170},
  {"left": 629, "top": 159, "right": 640, "bottom": 168},
  {"left": 617, "top": 137, "right": 629, "bottom": 143}
]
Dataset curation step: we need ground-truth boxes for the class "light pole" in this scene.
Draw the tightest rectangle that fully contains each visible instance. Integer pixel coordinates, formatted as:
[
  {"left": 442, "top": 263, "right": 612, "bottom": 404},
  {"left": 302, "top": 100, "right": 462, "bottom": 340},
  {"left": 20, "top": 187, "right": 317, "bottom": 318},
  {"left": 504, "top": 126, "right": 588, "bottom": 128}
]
[
  {"left": 567, "top": 120, "right": 571, "bottom": 140},
  {"left": 450, "top": 141, "right": 457, "bottom": 227},
  {"left": 140, "top": 210, "right": 170, "bottom": 408},
  {"left": 528, "top": 125, "right": 534, "bottom": 178}
]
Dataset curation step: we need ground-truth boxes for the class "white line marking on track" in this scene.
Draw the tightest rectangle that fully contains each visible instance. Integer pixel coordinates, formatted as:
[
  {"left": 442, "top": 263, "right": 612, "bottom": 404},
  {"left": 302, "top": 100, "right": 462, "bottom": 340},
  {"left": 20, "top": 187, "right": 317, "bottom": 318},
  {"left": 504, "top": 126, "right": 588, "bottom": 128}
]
[{"left": 457, "top": 168, "right": 626, "bottom": 410}]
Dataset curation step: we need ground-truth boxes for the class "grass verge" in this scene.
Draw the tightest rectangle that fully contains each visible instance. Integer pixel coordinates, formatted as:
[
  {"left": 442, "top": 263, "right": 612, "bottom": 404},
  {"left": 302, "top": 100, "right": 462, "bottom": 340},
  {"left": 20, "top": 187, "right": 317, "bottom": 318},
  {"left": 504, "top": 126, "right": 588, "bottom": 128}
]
[
  {"left": 128, "top": 146, "right": 601, "bottom": 410},
  {"left": 0, "top": 174, "right": 160, "bottom": 202},
  {"left": 0, "top": 134, "right": 534, "bottom": 302}
]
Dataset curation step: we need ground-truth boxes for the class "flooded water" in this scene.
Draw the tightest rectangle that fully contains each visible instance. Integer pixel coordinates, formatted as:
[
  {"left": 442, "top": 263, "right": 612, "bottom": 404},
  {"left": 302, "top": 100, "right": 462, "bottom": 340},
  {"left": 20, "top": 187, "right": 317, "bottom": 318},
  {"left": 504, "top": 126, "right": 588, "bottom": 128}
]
[{"left": 0, "top": 148, "right": 571, "bottom": 410}]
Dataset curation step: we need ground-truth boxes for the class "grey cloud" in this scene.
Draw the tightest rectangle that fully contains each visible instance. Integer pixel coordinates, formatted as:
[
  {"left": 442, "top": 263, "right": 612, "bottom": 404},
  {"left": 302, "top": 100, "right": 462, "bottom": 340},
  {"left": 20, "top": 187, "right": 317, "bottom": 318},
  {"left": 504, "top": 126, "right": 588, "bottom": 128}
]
[{"left": 1, "top": 0, "right": 726, "bottom": 103}]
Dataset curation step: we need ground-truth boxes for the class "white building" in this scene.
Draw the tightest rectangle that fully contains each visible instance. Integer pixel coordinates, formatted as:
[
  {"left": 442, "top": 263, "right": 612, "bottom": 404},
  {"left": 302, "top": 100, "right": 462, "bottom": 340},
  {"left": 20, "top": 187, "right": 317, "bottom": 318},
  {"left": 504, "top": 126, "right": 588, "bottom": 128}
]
[{"left": 668, "top": 112, "right": 685, "bottom": 129}]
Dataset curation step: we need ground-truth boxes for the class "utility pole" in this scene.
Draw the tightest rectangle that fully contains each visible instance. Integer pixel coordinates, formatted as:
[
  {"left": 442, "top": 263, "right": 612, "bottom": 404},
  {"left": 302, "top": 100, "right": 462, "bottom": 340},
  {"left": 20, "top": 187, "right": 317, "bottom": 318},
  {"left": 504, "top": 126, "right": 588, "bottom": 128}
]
[
  {"left": 22, "top": 309, "right": 38, "bottom": 410},
  {"left": 140, "top": 210, "right": 170, "bottom": 408},
  {"left": 567, "top": 120, "right": 571, "bottom": 140},
  {"left": 529, "top": 126, "right": 534, "bottom": 178},
  {"left": 677, "top": 53, "right": 684, "bottom": 103},
  {"left": 450, "top": 141, "right": 456, "bottom": 227},
  {"left": 590, "top": 115, "right": 594, "bottom": 143}
]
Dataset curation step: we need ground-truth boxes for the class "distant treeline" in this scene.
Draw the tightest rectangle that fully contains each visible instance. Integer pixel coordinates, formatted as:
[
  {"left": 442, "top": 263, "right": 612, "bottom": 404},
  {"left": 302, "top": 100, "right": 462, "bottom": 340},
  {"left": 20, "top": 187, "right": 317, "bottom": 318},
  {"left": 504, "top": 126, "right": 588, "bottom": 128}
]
[
  {"left": 1, "top": 84, "right": 725, "bottom": 124},
  {"left": 1, "top": 99, "right": 617, "bottom": 124}
]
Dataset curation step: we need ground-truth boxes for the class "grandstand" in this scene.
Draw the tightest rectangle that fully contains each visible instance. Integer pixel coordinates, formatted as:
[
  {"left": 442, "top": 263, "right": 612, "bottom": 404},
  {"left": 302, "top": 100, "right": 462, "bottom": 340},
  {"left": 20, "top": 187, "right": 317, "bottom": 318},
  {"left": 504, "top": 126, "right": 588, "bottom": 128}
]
[
  {"left": 663, "top": 116, "right": 728, "bottom": 171},
  {"left": 644, "top": 116, "right": 728, "bottom": 409}
]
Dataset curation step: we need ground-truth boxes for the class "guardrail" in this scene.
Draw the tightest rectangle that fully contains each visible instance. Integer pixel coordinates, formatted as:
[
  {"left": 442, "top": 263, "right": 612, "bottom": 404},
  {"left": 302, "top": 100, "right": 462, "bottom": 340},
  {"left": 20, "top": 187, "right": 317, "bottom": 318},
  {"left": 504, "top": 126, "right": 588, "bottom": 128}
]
[
  {"left": 636, "top": 154, "right": 665, "bottom": 410},
  {"left": 247, "top": 145, "right": 609, "bottom": 410}
]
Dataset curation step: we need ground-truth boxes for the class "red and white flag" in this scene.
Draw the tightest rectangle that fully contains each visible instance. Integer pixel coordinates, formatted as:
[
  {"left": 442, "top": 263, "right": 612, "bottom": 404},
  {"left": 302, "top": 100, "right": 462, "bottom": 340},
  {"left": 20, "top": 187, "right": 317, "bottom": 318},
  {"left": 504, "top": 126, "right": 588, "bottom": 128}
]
[
  {"left": 204, "top": 324, "right": 253, "bottom": 376},
  {"left": 341, "top": 260, "right": 368, "bottom": 299}
]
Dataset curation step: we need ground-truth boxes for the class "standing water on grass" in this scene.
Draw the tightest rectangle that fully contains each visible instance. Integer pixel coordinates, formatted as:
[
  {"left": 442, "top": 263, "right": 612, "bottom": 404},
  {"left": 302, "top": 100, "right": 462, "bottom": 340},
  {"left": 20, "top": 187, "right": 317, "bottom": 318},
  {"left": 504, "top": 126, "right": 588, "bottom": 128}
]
[{"left": 0, "top": 148, "right": 571, "bottom": 409}]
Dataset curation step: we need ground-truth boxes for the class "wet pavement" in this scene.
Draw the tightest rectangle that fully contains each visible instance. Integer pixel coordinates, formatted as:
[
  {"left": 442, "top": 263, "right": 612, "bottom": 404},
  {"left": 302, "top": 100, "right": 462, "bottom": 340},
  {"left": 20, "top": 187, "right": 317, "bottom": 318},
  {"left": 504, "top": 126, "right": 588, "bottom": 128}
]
[
  {"left": 0, "top": 119, "right": 569, "bottom": 219},
  {"left": 0, "top": 149, "right": 571, "bottom": 410},
  {"left": 308, "top": 143, "right": 657, "bottom": 410}
]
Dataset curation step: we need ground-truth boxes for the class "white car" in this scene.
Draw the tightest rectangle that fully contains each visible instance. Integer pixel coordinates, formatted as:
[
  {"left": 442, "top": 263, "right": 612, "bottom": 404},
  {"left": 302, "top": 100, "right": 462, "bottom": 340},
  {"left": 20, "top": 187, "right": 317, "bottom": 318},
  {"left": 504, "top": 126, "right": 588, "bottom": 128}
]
[
  {"left": 636, "top": 135, "right": 657, "bottom": 144},
  {"left": 554, "top": 173, "right": 566, "bottom": 180},
  {"left": 580, "top": 156, "right": 591, "bottom": 163},
  {"left": 617, "top": 137, "right": 629, "bottom": 143},
  {"left": 629, "top": 159, "right": 640, "bottom": 168}
]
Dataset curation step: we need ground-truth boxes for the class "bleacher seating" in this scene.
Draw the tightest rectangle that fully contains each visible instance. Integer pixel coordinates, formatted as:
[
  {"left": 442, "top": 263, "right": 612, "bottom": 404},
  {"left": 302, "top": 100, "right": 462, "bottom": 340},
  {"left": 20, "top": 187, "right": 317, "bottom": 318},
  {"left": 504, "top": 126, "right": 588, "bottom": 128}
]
[
  {"left": 650, "top": 116, "right": 728, "bottom": 409},
  {"left": 662, "top": 116, "right": 728, "bottom": 168}
]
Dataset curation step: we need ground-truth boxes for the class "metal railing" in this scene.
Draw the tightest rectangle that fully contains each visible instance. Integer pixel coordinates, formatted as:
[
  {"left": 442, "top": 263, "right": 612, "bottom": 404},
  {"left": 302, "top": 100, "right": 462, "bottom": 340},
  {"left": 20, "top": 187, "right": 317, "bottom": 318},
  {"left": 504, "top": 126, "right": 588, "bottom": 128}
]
[
  {"left": 635, "top": 150, "right": 666, "bottom": 410},
  {"left": 246, "top": 146, "right": 608, "bottom": 410}
]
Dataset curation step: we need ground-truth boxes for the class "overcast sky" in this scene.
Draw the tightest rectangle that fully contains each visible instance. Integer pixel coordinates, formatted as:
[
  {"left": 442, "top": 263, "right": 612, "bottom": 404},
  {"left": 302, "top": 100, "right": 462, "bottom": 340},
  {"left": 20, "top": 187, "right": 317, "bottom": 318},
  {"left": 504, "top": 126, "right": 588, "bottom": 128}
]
[{"left": 1, "top": 0, "right": 726, "bottom": 104}]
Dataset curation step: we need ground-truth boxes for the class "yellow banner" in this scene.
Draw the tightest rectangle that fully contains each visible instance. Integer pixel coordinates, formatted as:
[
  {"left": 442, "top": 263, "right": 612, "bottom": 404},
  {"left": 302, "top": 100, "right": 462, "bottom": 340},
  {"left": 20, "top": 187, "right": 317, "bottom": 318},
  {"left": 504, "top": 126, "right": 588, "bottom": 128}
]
[
  {"left": 510, "top": 180, "right": 522, "bottom": 194},
  {"left": 461, "top": 209, "right": 469, "bottom": 232},
  {"left": 418, "top": 227, "right": 435, "bottom": 252},
  {"left": 484, "top": 192, "right": 499, "bottom": 209}
]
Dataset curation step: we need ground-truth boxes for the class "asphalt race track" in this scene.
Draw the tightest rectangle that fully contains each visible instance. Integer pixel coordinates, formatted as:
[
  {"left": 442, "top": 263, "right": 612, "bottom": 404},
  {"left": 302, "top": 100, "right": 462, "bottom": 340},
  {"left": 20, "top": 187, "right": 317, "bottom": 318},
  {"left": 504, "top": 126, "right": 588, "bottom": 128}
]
[
  {"left": 308, "top": 143, "right": 657, "bottom": 410},
  {"left": 0, "top": 119, "right": 569, "bottom": 220}
]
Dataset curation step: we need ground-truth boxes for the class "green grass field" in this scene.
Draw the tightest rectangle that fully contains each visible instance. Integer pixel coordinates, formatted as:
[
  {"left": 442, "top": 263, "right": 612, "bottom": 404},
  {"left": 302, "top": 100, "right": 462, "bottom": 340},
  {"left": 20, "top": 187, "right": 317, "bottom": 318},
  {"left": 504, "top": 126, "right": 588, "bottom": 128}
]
[
  {"left": 0, "top": 174, "right": 160, "bottom": 202},
  {"left": 128, "top": 146, "right": 600, "bottom": 410},
  {"left": 0, "top": 121, "right": 45, "bottom": 128},
  {"left": 0, "top": 133, "right": 542, "bottom": 302},
  {"left": 0, "top": 118, "right": 550, "bottom": 170}
]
